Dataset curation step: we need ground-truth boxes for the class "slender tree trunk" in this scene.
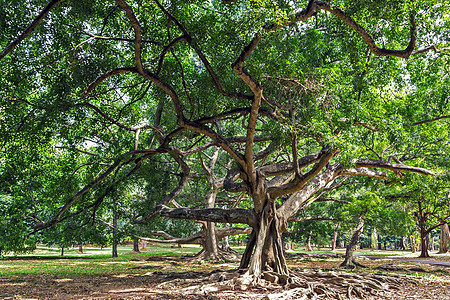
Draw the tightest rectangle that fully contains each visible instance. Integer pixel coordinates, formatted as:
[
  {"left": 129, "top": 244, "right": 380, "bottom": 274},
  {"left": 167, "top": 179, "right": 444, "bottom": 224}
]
[
  {"left": 60, "top": 246, "right": 64, "bottom": 257},
  {"left": 331, "top": 224, "right": 340, "bottom": 251},
  {"left": 222, "top": 235, "right": 235, "bottom": 252},
  {"left": 377, "top": 234, "right": 382, "bottom": 250},
  {"left": 400, "top": 236, "right": 407, "bottom": 251},
  {"left": 410, "top": 236, "right": 417, "bottom": 253},
  {"left": 371, "top": 229, "right": 378, "bottom": 250},
  {"left": 141, "top": 240, "right": 147, "bottom": 250},
  {"left": 202, "top": 190, "right": 219, "bottom": 260},
  {"left": 133, "top": 238, "right": 140, "bottom": 253},
  {"left": 305, "top": 232, "right": 313, "bottom": 252},
  {"left": 204, "top": 221, "right": 219, "bottom": 259},
  {"left": 112, "top": 205, "right": 118, "bottom": 258},
  {"left": 340, "top": 212, "right": 366, "bottom": 268},
  {"left": 439, "top": 223, "right": 450, "bottom": 253},
  {"left": 331, "top": 231, "right": 338, "bottom": 250},
  {"left": 419, "top": 227, "right": 430, "bottom": 258}
]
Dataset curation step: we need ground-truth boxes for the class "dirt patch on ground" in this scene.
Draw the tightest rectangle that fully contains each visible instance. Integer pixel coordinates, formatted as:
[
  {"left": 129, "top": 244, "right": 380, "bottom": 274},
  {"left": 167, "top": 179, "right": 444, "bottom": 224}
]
[{"left": 1, "top": 255, "right": 449, "bottom": 299}]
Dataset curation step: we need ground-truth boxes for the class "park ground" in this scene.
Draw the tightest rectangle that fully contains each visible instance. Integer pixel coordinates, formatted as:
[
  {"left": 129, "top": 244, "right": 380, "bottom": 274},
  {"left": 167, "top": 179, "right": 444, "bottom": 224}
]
[{"left": 1, "top": 245, "right": 450, "bottom": 299}]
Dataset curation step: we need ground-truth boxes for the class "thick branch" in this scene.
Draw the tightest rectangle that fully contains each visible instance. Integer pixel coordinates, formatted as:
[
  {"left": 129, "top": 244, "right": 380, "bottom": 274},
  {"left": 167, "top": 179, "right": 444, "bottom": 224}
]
[
  {"left": 216, "top": 226, "right": 252, "bottom": 240},
  {"left": 316, "top": 2, "right": 416, "bottom": 59},
  {"left": 268, "top": 148, "right": 337, "bottom": 199},
  {"left": 159, "top": 206, "right": 258, "bottom": 228},
  {"left": 259, "top": 152, "right": 323, "bottom": 177},
  {"left": 270, "top": 1, "right": 417, "bottom": 59},
  {"left": 230, "top": 35, "right": 264, "bottom": 181},
  {"left": 353, "top": 159, "right": 434, "bottom": 176},
  {"left": 277, "top": 164, "right": 342, "bottom": 219},
  {"left": 116, "top": 0, "right": 144, "bottom": 74},
  {"left": 341, "top": 167, "right": 388, "bottom": 180}
]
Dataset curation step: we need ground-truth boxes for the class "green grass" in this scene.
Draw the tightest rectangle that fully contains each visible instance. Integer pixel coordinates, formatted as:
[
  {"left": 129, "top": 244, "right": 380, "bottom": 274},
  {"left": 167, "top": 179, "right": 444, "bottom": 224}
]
[{"left": 0, "top": 244, "right": 204, "bottom": 277}]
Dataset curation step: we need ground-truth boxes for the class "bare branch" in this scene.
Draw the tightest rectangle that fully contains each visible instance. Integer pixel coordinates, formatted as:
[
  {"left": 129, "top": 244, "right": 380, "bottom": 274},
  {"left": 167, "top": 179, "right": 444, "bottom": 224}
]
[
  {"left": 259, "top": 152, "right": 324, "bottom": 177},
  {"left": 153, "top": 0, "right": 252, "bottom": 101},
  {"left": 80, "top": 67, "right": 137, "bottom": 99},
  {"left": 412, "top": 45, "right": 450, "bottom": 56},
  {"left": 0, "top": 0, "right": 63, "bottom": 60},
  {"left": 266, "top": 1, "right": 417, "bottom": 59},
  {"left": 408, "top": 115, "right": 450, "bottom": 126}
]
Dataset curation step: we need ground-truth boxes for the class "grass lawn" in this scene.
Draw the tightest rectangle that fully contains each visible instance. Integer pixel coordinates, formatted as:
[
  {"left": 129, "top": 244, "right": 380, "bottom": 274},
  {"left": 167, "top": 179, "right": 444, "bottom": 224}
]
[{"left": 1, "top": 244, "right": 450, "bottom": 299}]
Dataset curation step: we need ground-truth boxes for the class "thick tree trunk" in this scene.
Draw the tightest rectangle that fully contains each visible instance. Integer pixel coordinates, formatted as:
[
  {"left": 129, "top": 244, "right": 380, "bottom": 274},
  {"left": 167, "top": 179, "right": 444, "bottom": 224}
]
[
  {"left": 340, "top": 213, "right": 366, "bottom": 268},
  {"left": 78, "top": 244, "right": 83, "bottom": 253},
  {"left": 203, "top": 221, "right": 219, "bottom": 259},
  {"left": 243, "top": 202, "right": 289, "bottom": 282},
  {"left": 439, "top": 223, "right": 450, "bottom": 253}
]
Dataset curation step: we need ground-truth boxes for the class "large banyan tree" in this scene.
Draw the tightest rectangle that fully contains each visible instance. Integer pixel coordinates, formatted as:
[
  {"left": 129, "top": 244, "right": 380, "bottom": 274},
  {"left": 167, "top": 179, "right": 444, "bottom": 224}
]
[{"left": 1, "top": 0, "right": 449, "bottom": 281}]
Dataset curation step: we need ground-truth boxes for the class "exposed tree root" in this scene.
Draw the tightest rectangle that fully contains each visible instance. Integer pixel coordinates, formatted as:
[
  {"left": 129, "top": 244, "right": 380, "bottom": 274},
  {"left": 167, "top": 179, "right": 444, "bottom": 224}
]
[
  {"left": 179, "top": 268, "right": 418, "bottom": 299},
  {"left": 339, "top": 258, "right": 368, "bottom": 269},
  {"left": 190, "top": 248, "right": 240, "bottom": 263}
]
